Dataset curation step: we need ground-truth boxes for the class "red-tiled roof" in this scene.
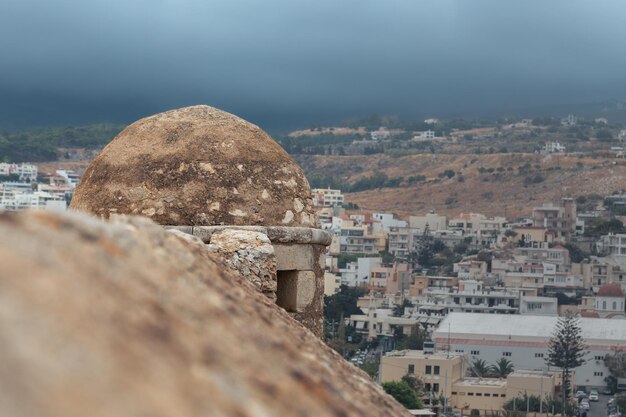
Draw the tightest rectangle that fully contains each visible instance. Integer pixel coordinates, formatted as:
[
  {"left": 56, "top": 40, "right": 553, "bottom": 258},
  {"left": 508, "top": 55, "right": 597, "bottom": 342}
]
[{"left": 597, "top": 283, "right": 625, "bottom": 298}]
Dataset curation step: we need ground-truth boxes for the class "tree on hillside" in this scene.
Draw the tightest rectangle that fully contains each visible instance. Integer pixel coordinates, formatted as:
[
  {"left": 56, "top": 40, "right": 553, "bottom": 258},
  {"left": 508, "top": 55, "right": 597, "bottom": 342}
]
[
  {"left": 382, "top": 380, "right": 423, "bottom": 409},
  {"left": 489, "top": 357, "right": 514, "bottom": 378},
  {"left": 546, "top": 314, "right": 586, "bottom": 413}
]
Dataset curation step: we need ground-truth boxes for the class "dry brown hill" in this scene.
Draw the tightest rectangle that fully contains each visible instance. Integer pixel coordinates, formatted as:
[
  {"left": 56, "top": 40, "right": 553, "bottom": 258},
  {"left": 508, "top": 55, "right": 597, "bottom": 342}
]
[{"left": 296, "top": 153, "right": 626, "bottom": 219}]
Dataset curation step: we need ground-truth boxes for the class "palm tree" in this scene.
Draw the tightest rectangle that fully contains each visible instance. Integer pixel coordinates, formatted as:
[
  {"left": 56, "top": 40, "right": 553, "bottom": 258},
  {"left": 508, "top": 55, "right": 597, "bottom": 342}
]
[
  {"left": 489, "top": 357, "right": 514, "bottom": 378},
  {"left": 469, "top": 358, "right": 489, "bottom": 377}
]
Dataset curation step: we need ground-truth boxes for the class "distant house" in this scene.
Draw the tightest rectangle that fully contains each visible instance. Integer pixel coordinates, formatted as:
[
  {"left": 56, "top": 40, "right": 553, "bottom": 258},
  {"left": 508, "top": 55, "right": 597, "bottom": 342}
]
[
  {"left": 543, "top": 141, "right": 565, "bottom": 154},
  {"left": 561, "top": 114, "right": 578, "bottom": 126}
]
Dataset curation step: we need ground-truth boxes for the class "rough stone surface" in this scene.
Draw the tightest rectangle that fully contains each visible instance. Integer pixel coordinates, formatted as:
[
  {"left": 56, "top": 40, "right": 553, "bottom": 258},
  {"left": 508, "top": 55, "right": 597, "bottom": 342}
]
[
  {"left": 207, "top": 229, "right": 277, "bottom": 300},
  {"left": 70, "top": 105, "right": 316, "bottom": 227},
  {"left": 187, "top": 225, "right": 332, "bottom": 245},
  {"left": 0, "top": 211, "right": 409, "bottom": 417}
]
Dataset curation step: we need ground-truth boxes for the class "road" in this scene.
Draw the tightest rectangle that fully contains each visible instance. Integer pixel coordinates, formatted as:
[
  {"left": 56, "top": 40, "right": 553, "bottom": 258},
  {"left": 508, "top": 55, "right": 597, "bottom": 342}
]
[{"left": 587, "top": 393, "right": 610, "bottom": 417}]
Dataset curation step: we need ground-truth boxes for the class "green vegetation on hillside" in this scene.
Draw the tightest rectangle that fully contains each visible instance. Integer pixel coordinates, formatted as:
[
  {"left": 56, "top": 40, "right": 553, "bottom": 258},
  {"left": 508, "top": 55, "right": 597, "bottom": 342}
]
[{"left": 0, "top": 124, "right": 125, "bottom": 162}]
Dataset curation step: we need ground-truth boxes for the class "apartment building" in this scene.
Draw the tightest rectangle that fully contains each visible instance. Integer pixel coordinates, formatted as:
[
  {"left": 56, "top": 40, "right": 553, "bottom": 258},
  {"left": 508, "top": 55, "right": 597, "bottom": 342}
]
[
  {"left": 531, "top": 198, "right": 576, "bottom": 242},
  {"left": 311, "top": 187, "right": 344, "bottom": 207},
  {"left": 449, "top": 213, "right": 507, "bottom": 246},
  {"left": 453, "top": 260, "right": 487, "bottom": 280},
  {"left": 597, "top": 233, "right": 626, "bottom": 257},
  {"left": 513, "top": 246, "right": 571, "bottom": 271},
  {"left": 388, "top": 226, "right": 420, "bottom": 259},
  {"left": 418, "top": 280, "right": 540, "bottom": 315},
  {"left": 55, "top": 169, "right": 80, "bottom": 189},
  {"left": 0, "top": 163, "right": 37, "bottom": 182},
  {"left": 409, "top": 212, "right": 448, "bottom": 232}
]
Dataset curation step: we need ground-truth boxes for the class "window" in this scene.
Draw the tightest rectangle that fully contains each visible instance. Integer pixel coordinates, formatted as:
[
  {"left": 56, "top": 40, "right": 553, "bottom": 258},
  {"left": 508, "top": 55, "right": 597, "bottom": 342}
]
[
  {"left": 476, "top": 393, "right": 483, "bottom": 396},
  {"left": 455, "top": 349, "right": 465, "bottom": 353},
  {"left": 471, "top": 350, "right": 480, "bottom": 355},
  {"left": 276, "top": 271, "right": 299, "bottom": 312},
  {"left": 408, "top": 364, "right": 415, "bottom": 374},
  {"left": 425, "top": 365, "right": 432, "bottom": 374},
  {"left": 484, "top": 393, "right": 491, "bottom": 397},
  {"left": 503, "top": 352, "right": 511, "bottom": 357},
  {"left": 434, "top": 366, "right": 440, "bottom": 375},
  {"left": 425, "top": 383, "right": 431, "bottom": 392},
  {"left": 452, "top": 392, "right": 458, "bottom": 395},
  {"left": 433, "top": 383, "right": 439, "bottom": 393},
  {"left": 500, "top": 394, "right": 506, "bottom": 398},
  {"left": 594, "top": 355, "right": 604, "bottom": 361},
  {"left": 594, "top": 371, "right": 604, "bottom": 377},
  {"left": 535, "top": 353, "right": 544, "bottom": 358},
  {"left": 468, "top": 392, "right": 474, "bottom": 396}
]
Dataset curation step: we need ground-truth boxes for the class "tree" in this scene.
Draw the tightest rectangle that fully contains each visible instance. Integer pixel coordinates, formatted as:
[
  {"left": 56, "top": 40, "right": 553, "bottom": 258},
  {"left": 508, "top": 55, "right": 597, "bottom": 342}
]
[
  {"left": 546, "top": 314, "right": 586, "bottom": 413},
  {"left": 393, "top": 299, "right": 413, "bottom": 317},
  {"left": 396, "top": 324, "right": 426, "bottom": 350},
  {"left": 402, "top": 374, "right": 425, "bottom": 397},
  {"left": 604, "top": 352, "right": 626, "bottom": 393},
  {"left": 469, "top": 358, "right": 489, "bottom": 378},
  {"left": 324, "top": 285, "right": 367, "bottom": 324},
  {"left": 382, "top": 380, "right": 423, "bottom": 409},
  {"left": 489, "top": 357, "right": 514, "bottom": 378}
]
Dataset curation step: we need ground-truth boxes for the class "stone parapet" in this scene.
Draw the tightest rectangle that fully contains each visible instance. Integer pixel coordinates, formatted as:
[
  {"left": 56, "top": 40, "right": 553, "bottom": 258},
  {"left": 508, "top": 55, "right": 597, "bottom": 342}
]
[
  {"left": 164, "top": 225, "right": 332, "bottom": 246},
  {"left": 165, "top": 225, "right": 330, "bottom": 337}
]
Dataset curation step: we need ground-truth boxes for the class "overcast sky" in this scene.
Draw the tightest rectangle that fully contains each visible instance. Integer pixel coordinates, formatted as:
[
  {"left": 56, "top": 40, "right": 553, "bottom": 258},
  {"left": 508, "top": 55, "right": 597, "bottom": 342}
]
[{"left": 1, "top": 0, "right": 626, "bottom": 131}]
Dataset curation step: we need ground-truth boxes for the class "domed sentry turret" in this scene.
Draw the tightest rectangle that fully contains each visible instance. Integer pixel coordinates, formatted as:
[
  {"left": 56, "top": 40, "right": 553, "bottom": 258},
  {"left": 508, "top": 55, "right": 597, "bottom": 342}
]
[
  {"left": 71, "top": 105, "right": 316, "bottom": 227},
  {"left": 71, "top": 105, "right": 330, "bottom": 337}
]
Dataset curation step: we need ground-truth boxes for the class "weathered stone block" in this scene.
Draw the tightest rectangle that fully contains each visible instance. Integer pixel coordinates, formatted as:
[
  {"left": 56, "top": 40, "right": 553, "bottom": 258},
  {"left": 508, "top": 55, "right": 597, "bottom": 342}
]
[
  {"left": 207, "top": 229, "right": 277, "bottom": 300},
  {"left": 273, "top": 243, "right": 315, "bottom": 271}
]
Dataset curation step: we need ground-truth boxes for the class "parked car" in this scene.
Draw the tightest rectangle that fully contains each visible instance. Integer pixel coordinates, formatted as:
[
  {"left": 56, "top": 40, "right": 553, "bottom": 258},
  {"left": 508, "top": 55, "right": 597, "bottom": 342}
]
[
  {"left": 576, "top": 390, "right": 587, "bottom": 399},
  {"left": 603, "top": 387, "right": 614, "bottom": 395},
  {"left": 580, "top": 400, "right": 590, "bottom": 411},
  {"left": 589, "top": 391, "right": 599, "bottom": 401}
]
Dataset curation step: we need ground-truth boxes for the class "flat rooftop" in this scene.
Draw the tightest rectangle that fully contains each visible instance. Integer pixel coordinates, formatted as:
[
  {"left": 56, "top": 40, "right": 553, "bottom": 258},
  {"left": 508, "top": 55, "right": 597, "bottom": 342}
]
[
  {"left": 453, "top": 378, "right": 507, "bottom": 387},
  {"left": 384, "top": 350, "right": 464, "bottom": 360},
  {"left": 434, "top": 312, "right": 626, "bottom": 342}
]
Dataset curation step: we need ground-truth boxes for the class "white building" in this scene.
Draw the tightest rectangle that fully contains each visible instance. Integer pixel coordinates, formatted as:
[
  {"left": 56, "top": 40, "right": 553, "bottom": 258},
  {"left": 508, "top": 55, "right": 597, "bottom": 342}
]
[
  {"left": 420, "top": 130, "right": 436, "bottom": 139},
  {"left": 0, "top": 163, "right": 37, "bottom": 182},
  {"left": 433, "top": 312, "right": 626, "bottom": 389},
  {"left": 597, "top": 233, "right": 626, "bottom": 257},
  {"left": 339, "top": 257, "right": 381, "bottom": 287},
  {"left": 409, "top": 212, "right": 448, "bottom": 232},
  {"left": 372, "top": 213, "right": 407, "bottom": 232},
  {"left": 543, "top": 142, "right": 566, "bottom": 154},
  {"left": 561, "top": 114, "right": 578, "bottom": 126},
  {"left": 312, "top": 188, "right": 344, "bottom": 207},
  {"left": 594, "top": 283, "right": 625, "bottom": 317},
  {"left": 56, "top": 170, "right": 80, "bottom": 189},
  {"left": 519, "top": 296, "right": 558, "bottom": 316},
  {"left": 0, "top": 189, "right": 66, "bottom": 212}
]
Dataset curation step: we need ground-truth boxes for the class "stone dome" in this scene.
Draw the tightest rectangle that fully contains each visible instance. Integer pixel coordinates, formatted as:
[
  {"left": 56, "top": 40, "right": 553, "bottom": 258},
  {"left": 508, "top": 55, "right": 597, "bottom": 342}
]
[{"left": 70, "top": 105, "right": 315, "bottom": 227}]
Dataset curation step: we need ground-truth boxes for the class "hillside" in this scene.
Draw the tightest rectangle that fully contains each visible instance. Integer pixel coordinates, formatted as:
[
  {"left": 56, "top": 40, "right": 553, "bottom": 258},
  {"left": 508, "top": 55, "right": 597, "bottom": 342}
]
[
  {"left": 0, "top": 124, "right": 125, "bottom": 162},
  {"left": 295, "top": 153, "right": 626, "bottom": 219}
]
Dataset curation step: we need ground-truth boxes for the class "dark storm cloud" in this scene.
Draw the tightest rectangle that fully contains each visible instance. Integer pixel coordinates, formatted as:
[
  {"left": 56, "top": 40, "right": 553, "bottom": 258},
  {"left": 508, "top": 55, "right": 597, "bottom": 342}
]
[{"left": 1, "top": 0, "right": 626, "bottom": 130}]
